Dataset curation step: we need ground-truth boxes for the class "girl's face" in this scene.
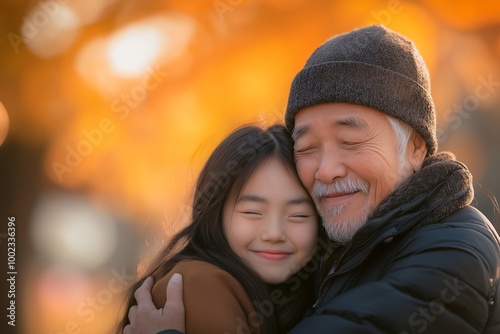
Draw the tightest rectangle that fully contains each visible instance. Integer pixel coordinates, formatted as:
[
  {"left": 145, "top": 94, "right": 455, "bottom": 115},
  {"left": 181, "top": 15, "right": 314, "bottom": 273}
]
[{"left": 223, "top": 157, "right": 318, "bottom": 284}]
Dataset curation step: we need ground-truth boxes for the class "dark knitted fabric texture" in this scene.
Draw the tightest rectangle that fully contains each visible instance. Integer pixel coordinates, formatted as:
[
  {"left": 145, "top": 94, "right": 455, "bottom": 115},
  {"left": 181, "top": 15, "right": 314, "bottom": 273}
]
[{"left": 285, "top": 25, "right": 437, "bottom": 156}]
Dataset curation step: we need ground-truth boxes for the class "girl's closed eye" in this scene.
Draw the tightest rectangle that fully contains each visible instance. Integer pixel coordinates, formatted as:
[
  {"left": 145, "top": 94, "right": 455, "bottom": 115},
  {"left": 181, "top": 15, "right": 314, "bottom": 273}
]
[
  {"left": 291, "top": 213, "right": 311, "bottom": 218},
  {"left": 241, "top": 211, "right": 261, "bottom": 215},
  {"left": 237, "top": 209, "right": 263, "bottom": 217},
  {"left": 289, "top": 213, "right": 313, "bottom": 221}
]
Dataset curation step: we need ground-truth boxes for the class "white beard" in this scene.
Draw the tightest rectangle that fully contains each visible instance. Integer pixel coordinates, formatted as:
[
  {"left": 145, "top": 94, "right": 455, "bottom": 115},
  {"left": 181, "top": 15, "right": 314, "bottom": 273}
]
[
  {"left": 312, "top": 178, "right": 371, "bottom": 244},
  {"left": 319, "top": 203, "right": 371, "bottom": 244}
]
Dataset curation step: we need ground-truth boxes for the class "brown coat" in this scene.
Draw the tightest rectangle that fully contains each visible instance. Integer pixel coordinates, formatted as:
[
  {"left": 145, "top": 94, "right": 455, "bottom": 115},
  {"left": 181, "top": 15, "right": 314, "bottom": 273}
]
[{"left": 152, "top": 259, "right": 263, "bottom": 334}]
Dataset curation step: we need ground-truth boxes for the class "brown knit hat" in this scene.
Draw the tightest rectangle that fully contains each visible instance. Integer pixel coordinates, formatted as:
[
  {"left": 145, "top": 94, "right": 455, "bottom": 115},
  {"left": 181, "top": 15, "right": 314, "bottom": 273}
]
[{"left": 285, "top": 25, "right": 437, "bottom": 156}]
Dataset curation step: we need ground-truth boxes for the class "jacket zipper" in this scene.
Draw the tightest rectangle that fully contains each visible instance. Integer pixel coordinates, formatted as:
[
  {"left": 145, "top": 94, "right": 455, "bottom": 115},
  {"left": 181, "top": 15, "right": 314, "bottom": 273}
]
[{"left": 312, "top": 230, "right": 396, "bottom": 308}]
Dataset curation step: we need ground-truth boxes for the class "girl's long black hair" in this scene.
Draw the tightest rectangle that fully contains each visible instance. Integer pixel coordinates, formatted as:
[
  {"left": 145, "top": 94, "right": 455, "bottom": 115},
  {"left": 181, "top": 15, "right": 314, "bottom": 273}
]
[{"left": 118, "top": 124, "right": 324, "bottom": 333}]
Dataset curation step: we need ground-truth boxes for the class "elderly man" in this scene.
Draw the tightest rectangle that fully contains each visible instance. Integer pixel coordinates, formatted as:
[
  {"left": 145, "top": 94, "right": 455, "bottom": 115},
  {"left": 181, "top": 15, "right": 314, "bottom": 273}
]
[{"left": 124, "top": 25, "right": 500, "bottom": 333}]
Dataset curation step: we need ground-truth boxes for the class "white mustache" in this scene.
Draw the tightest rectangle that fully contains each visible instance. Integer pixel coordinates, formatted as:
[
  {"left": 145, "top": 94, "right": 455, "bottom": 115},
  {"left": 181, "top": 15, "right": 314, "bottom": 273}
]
[{"left": 312, "top": 178, "right": 369, "bottom": 200}]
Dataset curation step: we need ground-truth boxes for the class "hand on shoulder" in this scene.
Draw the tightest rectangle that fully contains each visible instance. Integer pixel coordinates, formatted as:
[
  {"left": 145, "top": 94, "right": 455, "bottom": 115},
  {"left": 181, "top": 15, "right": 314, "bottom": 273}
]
[{"left": 123, "top": 275, "right": 185, "bottom": 334}]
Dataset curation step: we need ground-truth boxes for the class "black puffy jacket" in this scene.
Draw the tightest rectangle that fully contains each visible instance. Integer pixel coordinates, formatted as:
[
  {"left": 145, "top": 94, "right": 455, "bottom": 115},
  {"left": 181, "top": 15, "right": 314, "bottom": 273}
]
[{"left": 291, "top": 205, "right": 500, "bottom": 333}]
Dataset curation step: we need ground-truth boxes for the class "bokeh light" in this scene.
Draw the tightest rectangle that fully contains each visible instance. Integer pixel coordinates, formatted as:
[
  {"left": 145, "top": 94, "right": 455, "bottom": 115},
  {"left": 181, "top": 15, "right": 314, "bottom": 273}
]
[
  {"left": 75, "top": 13, "right": 198, "bottom": 98},
  {"left": 35, "top": 265, "right": 92, "bottom": 312},
  {"left": 107, "top": 14, "right": 196, "bottom": 77},
  {"left": 31, "top": 192, "right": 118, "bottom": 270},
  {"left": 107, "top": 25, "right": 164, "bottom": 77},
  {"left": 22, "top": 2, "right": 81, "bottom": 58},
  {"left": 0, "top": 100, "right": 9, "bottom": 145}
]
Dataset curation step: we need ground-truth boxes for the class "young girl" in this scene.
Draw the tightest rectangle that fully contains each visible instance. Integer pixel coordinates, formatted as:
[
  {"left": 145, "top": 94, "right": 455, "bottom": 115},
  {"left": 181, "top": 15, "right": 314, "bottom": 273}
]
[{"left": 119, "top": 124, "right": 323, "bottom": 334}]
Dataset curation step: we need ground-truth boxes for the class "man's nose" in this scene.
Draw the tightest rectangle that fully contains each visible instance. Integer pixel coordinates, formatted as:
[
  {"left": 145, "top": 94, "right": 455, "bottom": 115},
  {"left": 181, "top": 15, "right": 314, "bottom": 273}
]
[{"left": 315, "top": 150, "right": 347, "bottom": 184}]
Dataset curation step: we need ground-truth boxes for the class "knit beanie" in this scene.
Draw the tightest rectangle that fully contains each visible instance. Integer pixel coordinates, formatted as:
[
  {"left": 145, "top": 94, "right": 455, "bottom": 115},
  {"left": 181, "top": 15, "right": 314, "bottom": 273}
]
[{"left": 285, "top": 25, "right": 437, "bottom": 156}]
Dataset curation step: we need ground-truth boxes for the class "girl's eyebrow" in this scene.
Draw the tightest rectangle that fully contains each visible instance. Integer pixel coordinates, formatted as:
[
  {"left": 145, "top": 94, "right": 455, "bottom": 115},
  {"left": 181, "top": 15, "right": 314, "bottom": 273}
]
[
  {"left": 237, "top": 194, "right": 312, "bottom": 205},
  {"left": 236, "top": 194, "right": 267, "bottom": 204}
]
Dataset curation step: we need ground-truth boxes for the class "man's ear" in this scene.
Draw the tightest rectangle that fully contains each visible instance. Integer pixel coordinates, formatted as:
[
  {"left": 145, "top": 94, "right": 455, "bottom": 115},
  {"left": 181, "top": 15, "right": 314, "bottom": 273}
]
[{"left": 407, "top": 131, "right": 427, "bottom": 172}]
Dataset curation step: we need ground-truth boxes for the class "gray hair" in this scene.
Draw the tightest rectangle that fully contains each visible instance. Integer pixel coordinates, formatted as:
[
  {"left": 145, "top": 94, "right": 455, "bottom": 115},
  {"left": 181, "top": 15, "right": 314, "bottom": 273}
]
[{"left": 385, "top": 115, "right": 413, "bottom": 166}]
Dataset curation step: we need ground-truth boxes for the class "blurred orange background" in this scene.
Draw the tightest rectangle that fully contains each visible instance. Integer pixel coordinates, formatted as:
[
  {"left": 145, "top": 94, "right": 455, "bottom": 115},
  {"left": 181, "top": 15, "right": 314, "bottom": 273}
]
[{"left": 1, "top": 0, "right": 500, "bottom": 333}]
